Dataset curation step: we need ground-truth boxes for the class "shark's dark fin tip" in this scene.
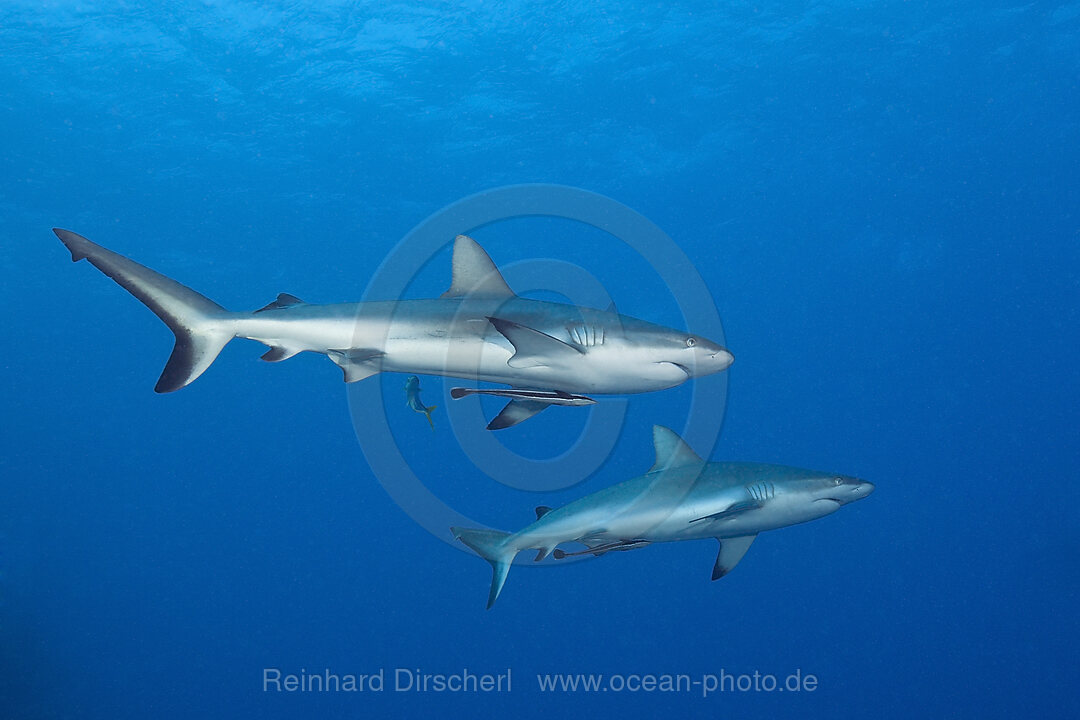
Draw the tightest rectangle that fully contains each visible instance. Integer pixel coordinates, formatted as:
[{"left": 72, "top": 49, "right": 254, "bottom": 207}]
[
  {"left": 711, "top": 535, "right": 757, "bottom": 582},
  {"left": 260, "top": 345, "right": 299, "bottom": 363},
  {"left": 487, "top": 398, "right": 549, "bottom": 430},
  {"left": 535, "top": 505, "right": 553, "bottom": 520}
]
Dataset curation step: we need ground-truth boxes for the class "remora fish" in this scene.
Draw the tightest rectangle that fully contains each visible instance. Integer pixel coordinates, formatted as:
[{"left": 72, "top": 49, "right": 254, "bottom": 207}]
[
  {"left": 53, "top": 230, "right": 733, "bottom": 429},
  {"left": 404, "top": 375, "right": 437, "bottom": 429},
  {"left": 452, "top": 426, "right": 874, "bottom": 608}
]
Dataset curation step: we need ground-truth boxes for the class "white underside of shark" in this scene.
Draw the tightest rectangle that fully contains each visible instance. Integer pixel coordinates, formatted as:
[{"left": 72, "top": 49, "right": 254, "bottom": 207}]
[{"left": 54, "top": 229, "right": 733, "bottom": 429}]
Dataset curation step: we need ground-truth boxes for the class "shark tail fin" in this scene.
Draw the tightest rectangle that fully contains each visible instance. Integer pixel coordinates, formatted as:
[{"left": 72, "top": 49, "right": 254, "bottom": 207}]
[
  {"left": 425, "top": 406, "right": 437, "bottom": 430},
  {"left": 54, "top": 228, "right": 235, "bottom": 393},
  {"left": 451, "top": 527, "right": 516, "bottom": 609}
]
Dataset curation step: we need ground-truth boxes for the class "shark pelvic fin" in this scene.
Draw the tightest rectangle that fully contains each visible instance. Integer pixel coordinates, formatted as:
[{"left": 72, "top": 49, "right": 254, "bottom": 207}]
[
  {"left": 254, "top": 293, "right": 305, "bottom": 313},
  {"left": 487, "top": 316, "right": 584, "bottom": 369},
  {"left": 488, "top": 398, "right": 550, "bottom": 430},
  {"left": 649, "top": 425, "right": 706, "bottom": 473},
  {"left": 451, "top": 527, "right": 516, "bottom": 609},
  {"left": 54, "top": 228, "right": 233, "bottom": 393},
  {"left": 327, "top": 348, "right": 384, "bottom": 383},
  {"left": 441, "top": 235, "right": 515, "bottom": 299},
  {"left": 712, "top": 535, "right": 757, "bottom": 580}
]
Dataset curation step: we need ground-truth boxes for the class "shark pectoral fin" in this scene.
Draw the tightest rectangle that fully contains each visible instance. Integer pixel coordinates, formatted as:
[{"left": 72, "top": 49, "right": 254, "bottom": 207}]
[
  {"left": 260, "top": 345, "right": 302, "bottom": 362},
  {"left": 689, "top": 500, "right": 763, "bottom": 524},
  {"left": 327, "top": 349, "right": 384, "bottom": 383},
  {"left": 487, "top": 316, "right": 584, "bottom": 368},
  {"left": 487, "top": 399, "right": 549, "bottom": 431},
  {"left": 712, "top": 534, "right": 757, "bottom": 581}
]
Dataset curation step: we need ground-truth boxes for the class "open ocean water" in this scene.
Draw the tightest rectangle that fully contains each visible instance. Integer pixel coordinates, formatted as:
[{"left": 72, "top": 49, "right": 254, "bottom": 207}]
[{"left": 1, "top": 2, "right": 1077, "bottom": 718}]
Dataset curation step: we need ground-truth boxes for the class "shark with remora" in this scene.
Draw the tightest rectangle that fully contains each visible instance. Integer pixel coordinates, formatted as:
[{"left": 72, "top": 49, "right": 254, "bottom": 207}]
[
  {"left": 53, "top": 229, "right": 733, "bottom": 429},
  {"left": 453, "top": 426, "right": 874, "bottom": 607}
]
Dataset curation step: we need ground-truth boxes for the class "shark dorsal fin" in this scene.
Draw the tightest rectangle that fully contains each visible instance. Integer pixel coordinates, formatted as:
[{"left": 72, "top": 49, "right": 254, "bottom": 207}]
[
  {"left": 535, "top": 505, "right": 553, "bottom": 520},
  {"left": 254, "top": 292, "right": 305, "bottom": 313},
  {"left": 649, "top": 425, "right": 705, "bottom": 473},
  {"left": 441, "top": 235, "right": 515, "bottom": 299}
]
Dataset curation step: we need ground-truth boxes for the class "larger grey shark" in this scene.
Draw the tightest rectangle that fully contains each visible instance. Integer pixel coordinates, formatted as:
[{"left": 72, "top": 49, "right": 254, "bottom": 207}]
[
  {"left": 453, "top": 426, "right": 874, "bottom": 607},
  {"left": 53, "top": 229, "right": 732, "bottom": 429}
]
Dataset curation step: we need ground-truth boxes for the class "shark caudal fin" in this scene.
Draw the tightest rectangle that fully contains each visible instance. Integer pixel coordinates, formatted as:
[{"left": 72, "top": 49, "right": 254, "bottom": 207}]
[
  {"left": 54, "top": 229, "right": 234, "bottom": 393},
  {"left": 451, "top": 527, "right": 517, "bottom": 609}
]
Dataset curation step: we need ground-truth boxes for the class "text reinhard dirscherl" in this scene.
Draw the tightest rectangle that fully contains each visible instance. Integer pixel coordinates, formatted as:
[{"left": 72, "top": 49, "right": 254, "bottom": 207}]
[
  {"left": 262, "top": 668, "right": 820, "bottom": 697},
  {"left": 263, "top": 668, "right": 511, "bottom": 693}
]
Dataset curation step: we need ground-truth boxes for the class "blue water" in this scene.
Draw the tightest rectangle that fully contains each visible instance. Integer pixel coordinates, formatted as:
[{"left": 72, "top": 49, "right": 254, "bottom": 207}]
[{"left": 2, "top": 2, "right": 1078, "bottom": 718}]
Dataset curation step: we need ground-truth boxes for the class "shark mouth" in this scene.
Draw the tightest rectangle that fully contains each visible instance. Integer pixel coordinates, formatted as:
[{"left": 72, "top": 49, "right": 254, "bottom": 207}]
[{"left": 659, "top": 361, "right": 692, "bottom": 377}]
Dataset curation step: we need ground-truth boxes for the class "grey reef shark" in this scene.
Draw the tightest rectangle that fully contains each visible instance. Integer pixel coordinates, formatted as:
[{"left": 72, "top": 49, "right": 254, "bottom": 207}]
[
  {"left": 53, "top": 229, "right": 733, "bottom": 429},
  {"left": 453, "top": 426, "right": 874, "bottom": 608}
]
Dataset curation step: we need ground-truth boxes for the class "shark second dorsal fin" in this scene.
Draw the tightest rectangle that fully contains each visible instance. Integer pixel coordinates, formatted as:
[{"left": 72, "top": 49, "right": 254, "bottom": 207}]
[
  {"left": 649, "top": 425, "right": 706, "bottom": 473},
  {"left": 535, "top": 506, "right": 553, "bottom": 520},
  {"left": 254, "top": 292, "right": 305, "bottom": 313},
  {"left": 441, "top": 235, "right": 515, "bottom": 299}
]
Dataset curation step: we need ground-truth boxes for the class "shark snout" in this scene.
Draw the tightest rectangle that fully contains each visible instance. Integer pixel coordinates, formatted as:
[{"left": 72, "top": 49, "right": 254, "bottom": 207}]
[
  {"left": 847, "top": 481, "right": 874, "bottom": 502},
  {"left": 711, "top": 348, "right": 735, "bottom": 369}
]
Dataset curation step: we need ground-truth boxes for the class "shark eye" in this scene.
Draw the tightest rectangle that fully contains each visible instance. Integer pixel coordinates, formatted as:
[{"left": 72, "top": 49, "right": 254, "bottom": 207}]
[
  {"left": 685, "top": 337, "right": 696, "bottom": 348},
  {"left": 833, "top": 476, "right": 844, "bottom": 486}
]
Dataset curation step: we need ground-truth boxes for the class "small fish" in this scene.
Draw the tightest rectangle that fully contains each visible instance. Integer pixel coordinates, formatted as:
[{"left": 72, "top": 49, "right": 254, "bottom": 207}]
[{"left": 404, "top": 375, "right": 437, "bottom": 429}]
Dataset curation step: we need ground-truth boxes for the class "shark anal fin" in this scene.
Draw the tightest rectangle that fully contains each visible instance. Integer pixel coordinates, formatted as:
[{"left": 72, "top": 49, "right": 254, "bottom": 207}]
[
  {"left": 690, "top": 500, "right": 762, "bottom": 524},
  {"left": 254, "top": 293, "right": 305, "bottom": 313},
  {"left": 260, "top": 345, "right": 301, "bottom": 362},
  {"left": 487, "top": 399, "right": 549, "bottom": 430},
  {"left": 712, "top": 535, "right": 757, "bottom": 581},
  {"left": 487, "top": 316, "right": 584, "bottom": 369},
  {"left": 327, "top": 349, "right": 383, "bottom": 383}
]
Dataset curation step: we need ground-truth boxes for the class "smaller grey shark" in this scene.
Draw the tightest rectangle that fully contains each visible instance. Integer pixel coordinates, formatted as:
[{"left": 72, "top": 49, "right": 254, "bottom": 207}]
[
  {"left": 404, "top": 375, "right": 437, "bottom": 429},
  {"left": 453, "top": 426, "right": 874, "bottom": 608}
]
